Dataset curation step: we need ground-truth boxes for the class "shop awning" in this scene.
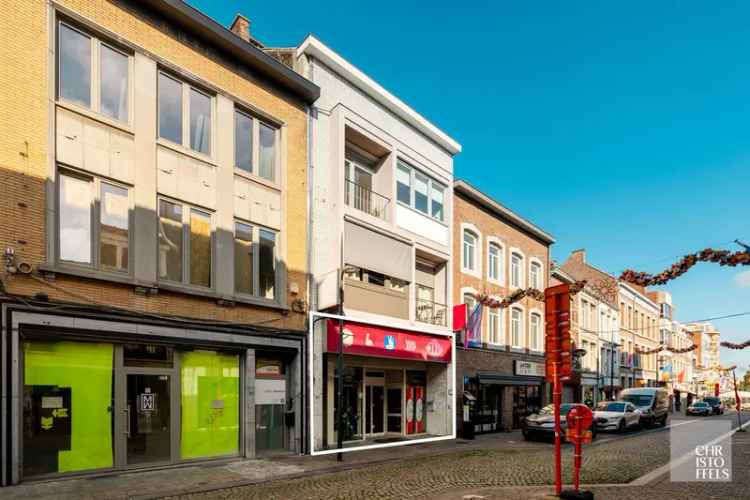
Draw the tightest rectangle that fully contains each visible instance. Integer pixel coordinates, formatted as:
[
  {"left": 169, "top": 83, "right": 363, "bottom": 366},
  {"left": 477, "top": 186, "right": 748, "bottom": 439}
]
[
  {"left": 326, "top": 319, "right": 451, "bottom": 363},
  {"left": 477, "top": 373, "right": 543, "bottom": 386}
]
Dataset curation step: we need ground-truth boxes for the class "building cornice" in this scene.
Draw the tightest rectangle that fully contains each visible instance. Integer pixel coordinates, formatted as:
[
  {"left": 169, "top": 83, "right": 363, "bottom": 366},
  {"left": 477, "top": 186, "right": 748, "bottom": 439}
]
[{"left": 296, "top": 35, "right": 461, "bottom": 155}]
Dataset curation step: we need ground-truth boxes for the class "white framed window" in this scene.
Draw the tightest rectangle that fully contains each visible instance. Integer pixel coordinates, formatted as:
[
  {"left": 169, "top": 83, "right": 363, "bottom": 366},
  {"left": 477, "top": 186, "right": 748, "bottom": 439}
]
[
  {"left": 511, "top": 307, "right": 523, "bottom": 348},
  {"left": 463, "top": 230, "right": 477, "bottom": 272},
  {"left": 529, "top": 258, "right": 543, "bottom": 290},
  {"left": 510, "top": 250, "right": 524, "bottom": 288},
  {"left": 488, "top": 307, "right": 503, "bottom": 345},
  {"left": 158, "top": 198, "right": 213, "bottom": 288},
  {"left": 396, "top": 160, "right": 447, "bottom": 222},
  {"left": 158, "top": 71, "right": 214, "bottom": 156},
  {"left": 487, "top": 237, "right": 504, "bottom": 283},
  {"left": 234, "top": 221, "right": 278, "bottom": 300},
  {"left": 234, "top": 108, "right": 278, "bottom": 182},
  {"left": 57, "top": 21, "right": 131, "bottom": 123},
  {"left": 581, "top": 299, "right": 589, "bottom": 329},
  {"left": 530, "top": 311, "right": 542, "bottom": 351},
  {"left": 57, "top": 168, "right": 131, "bottom": 273}
]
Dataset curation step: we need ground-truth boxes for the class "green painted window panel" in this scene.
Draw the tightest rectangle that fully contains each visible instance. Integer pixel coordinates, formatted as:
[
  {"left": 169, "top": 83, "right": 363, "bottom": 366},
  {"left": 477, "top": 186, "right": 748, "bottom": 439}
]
[
  {"left": 24, "top": 340, "right": 113, "bottom": 474},
  {"left": 180, "top": 351, "right": 240, "bottom": 459}
]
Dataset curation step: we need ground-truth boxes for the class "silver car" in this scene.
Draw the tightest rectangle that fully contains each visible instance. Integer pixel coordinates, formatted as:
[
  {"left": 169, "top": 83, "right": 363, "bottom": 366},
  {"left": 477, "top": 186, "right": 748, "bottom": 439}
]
[{"left": 594, "top": 401, "right": 641, "bottom": 432}]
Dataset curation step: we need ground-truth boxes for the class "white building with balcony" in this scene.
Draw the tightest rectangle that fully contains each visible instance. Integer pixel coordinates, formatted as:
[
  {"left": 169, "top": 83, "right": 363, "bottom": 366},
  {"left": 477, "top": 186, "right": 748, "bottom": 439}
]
[{"left": 288, "top": 36, "right": 461, "bottom": 453}]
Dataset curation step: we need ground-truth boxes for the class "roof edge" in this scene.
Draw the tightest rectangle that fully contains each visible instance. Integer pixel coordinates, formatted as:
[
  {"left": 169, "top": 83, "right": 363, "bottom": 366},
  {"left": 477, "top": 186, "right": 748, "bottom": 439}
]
[
  {"left": 141, "top": 0, "right": 319, "bottom": 103},
  {"left": 454, "top": 179, "right": 556, "bottom": 244},
  {"left": 296, "top": 34, "right": 461, "bottom": 155}
]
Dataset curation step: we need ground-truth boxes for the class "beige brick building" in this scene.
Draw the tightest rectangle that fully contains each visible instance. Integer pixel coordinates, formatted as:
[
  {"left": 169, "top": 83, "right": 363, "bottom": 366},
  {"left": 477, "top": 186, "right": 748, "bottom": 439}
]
[
  {"left": 1, "top": 0, "right": 319, "bottom": 485},
  {"left": 453, "top": 180, "right": 554, "bottom": 434}
]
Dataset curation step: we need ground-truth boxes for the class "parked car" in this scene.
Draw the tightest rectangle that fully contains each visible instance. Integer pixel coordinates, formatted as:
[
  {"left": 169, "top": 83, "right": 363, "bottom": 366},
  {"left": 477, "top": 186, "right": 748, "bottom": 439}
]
[
  {"left": 594, "top": 401, "right": 641, "bottom": 432},
  {"left": 619, "top": 387, "right": 669, "bottom": 427},
  {"left": 687, "top": 401, "right": 712, "bottom": 416},
  {"left": 522, "top": 403, "right": 597, "bottom": 441},
  {"left": 701, "top": 397, "right": 725, "bottom": 415}
]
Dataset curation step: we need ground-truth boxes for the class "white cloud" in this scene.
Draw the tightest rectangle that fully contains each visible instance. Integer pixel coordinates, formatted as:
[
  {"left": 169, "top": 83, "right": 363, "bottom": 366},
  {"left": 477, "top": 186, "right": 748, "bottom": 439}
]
[{"left": 735, "top": 271, "right": 750, "bottom": 288}]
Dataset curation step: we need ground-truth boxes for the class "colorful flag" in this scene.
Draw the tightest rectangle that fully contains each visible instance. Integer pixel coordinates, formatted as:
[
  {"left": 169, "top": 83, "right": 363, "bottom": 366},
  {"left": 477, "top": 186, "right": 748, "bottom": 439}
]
[
  {"left": 464, "top": 303, "right": 483, "bottom": 348},
  {"left": 660, "top": 363, "right": 673, "bottom": 382},
  {"left": 678, "top": 369, "right": 685, "bottom": 383}
]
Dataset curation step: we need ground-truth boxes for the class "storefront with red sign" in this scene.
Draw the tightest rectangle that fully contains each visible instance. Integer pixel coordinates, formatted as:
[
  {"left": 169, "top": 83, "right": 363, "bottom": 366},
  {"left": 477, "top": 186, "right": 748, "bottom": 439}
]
[{"left": 310, "top": 314, "right": 455, "bottom": 453}]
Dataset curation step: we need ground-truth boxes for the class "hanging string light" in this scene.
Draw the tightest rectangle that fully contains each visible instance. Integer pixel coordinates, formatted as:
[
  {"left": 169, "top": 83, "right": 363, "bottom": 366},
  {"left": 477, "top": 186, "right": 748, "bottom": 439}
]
[
  {"left": 635, "top": 344, "right": 698, "bottom": 355},
  {"left": 721, "top": 340, "right": 750, "bottom": 350},
  {"left": 475, "top": 280, "right": 587, "bottom": 309},
  {"left": 620, "top": 247, "right": 750, "bottom": 287}
]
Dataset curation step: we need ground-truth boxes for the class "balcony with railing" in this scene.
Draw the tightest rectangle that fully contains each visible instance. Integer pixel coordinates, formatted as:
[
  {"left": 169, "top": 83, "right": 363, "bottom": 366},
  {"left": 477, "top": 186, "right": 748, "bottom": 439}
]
[
  {"left": 345, "top": 179, "right": 390, "bottom": 221},
  {"left": 415, "top": 297, "right": 448, "bottom": 327}
]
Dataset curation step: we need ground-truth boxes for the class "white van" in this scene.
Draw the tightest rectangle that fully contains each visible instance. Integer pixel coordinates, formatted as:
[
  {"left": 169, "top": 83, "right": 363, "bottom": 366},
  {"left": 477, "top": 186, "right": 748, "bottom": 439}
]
[{"left": 619, "top": 387, "right": 669, "bottom": 427}]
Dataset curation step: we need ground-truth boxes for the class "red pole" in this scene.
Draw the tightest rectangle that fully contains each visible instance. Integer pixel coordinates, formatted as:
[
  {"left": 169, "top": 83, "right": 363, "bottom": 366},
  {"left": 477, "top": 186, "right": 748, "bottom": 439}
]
[
  {"left": 580, "top": 416, "right": 583, "bottom": 491},
  {"left": 554, "top": 361, "right": 562, "bottom": 495}
]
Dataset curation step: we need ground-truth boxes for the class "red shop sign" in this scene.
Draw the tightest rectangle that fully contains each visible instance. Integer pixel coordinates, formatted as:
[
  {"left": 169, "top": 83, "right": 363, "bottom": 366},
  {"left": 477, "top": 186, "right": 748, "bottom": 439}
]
[{"left": 326, "top": 320, "right": 452, "bottom": 363}]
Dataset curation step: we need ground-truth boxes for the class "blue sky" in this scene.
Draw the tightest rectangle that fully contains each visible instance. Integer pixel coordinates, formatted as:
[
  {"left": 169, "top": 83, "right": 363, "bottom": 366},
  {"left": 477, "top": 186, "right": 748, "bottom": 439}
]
[{"left": 191, "top": 1, "right": 749, "bottom": 374}]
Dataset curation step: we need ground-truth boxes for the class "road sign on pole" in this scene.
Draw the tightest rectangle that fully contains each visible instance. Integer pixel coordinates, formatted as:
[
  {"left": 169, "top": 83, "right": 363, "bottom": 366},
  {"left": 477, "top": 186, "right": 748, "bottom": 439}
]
[{"left": 545, "top": 284, "right": 572, "bottom": 496}]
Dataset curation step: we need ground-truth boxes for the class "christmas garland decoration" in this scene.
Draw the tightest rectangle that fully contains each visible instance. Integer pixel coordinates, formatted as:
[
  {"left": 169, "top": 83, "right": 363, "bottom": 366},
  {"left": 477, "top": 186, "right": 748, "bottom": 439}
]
[
  {"left": 720, "top": 340, "right": 750, "bottom": 350},
  {"left": 619, "top": 248, "right": 750, "bottom": 286},
  {"left": 634, "top": 344, "right": 698, "bottom": 355},
  {"left": 475, "top": 288, "right": 544, "bottom": 309},
  {"left": 475, "top": 281, "right": 587, "bottom": 309}
]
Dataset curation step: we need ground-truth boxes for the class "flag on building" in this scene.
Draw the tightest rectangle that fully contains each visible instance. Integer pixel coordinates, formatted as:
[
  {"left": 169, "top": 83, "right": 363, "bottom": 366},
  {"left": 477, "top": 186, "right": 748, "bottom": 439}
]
[
  {"left": 464, "top": 303, "right": 483, "bottom": 348},
  {"left": 678, "top": 369, "right": 685, "bottom": 383}
]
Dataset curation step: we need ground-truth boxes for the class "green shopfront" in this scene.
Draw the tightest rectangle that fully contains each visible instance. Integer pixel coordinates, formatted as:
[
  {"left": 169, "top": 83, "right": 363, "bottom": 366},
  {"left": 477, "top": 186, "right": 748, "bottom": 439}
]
[{"left": 1, "top": 306, "right": 304, "bottom": 485}]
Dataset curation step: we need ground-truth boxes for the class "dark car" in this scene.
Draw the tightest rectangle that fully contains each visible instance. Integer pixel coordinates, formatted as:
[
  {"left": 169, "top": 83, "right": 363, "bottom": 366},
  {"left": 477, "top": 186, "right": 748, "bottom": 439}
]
[
  {"left": 522, "top": 403, "right": 597, "bottom": 441},
  {"left": 620, "top": 388, "right": 670, "bottom": 427},
  {"left": 687, "top": 402, "right": 712, "bottom": 416},
  {"left": 702, "top": 397, "right": 724, "bottom": 415}
]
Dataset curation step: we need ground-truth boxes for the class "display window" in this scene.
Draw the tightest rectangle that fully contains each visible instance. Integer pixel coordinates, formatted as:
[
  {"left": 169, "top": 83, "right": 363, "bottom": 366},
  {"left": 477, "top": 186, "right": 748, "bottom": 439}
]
[
  {"left": 180, "top": 350, "right": 241, "bottom": 459},
  {"left": 23, "top": 340, "right": 114, "bottom": 477}
]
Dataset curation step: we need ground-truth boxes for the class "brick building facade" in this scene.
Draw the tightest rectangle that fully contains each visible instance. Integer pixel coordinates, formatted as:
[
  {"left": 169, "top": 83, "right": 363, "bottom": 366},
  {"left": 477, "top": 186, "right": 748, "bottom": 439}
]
[
  {"left": 453, "top": 180, "right": 554, "bottom": 434},
  {"left": 1, "top": 0, "right": 319, "bottom": 486}
]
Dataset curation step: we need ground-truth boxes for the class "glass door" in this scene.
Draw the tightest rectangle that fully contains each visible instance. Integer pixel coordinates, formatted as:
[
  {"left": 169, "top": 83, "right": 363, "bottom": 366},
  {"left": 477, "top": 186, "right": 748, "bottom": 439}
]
[
  {"left": 386, "top": 387, "right": 402, "bottom": 433},
  {"left": 366, "top": 385, "right": 385, "bottom": 435},
  {"left": 125, "top": 373, "right": 171, "bottom": 465}
]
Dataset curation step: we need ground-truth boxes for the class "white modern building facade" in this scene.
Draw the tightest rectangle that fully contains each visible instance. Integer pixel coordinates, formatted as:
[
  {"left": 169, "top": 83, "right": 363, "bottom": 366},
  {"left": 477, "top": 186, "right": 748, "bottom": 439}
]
[{"left": 289, "top": 36, "right": 461, "bottom": 453}]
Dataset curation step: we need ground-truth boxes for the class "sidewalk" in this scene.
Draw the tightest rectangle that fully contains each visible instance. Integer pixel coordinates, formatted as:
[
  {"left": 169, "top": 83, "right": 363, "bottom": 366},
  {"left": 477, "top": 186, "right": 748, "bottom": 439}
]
[{"left": 1, "top": 432, "right": 530, "bottom": 500}]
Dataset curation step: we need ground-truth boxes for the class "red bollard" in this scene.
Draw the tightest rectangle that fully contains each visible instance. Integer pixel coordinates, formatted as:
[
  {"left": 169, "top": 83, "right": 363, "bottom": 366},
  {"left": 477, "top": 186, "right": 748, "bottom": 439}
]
[{"left": 561, "top": 406, "right": 593, "bottom": 499}]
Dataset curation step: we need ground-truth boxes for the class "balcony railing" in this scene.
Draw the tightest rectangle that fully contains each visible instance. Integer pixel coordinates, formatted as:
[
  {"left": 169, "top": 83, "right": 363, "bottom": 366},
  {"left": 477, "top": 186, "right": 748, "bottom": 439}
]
[
  {"left": 415, "top": 298, "right": 448, "bottom": 327},
  {"left": 345, "top": 179, "right": 390, "bottom": 221}
]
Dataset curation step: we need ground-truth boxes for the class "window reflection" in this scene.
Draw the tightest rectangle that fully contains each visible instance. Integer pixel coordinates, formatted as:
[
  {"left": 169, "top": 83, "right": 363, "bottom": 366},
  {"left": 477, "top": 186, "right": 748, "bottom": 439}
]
[
  {"left": 158, "top": 200, "right": 183, "bottom": 282},
  {"left": 100, "top": 183, "right": 129, "bottom": 272},
  {"left": 190, "top": 88, "right": 211, "bottom": 155},
  {"left": 100, "top": 45, "right": 128, "bottom": 122},
  {"left": 59, "top": 24, "right": 91, "bottom": 107},
  {"left": 189, "top": 209, "right": 211, "bottom": 287},
  {"left": 158, "top": 73, "right": 182, "bottom": 144},
  {"left": 234, "top": 110, "right": 253, "bottom": 172},
  {"left": 59, "top": 173, "right": 92, "bottom": 264},
  {"left": 259, "top": 229, "right": 276, "bottom": 299},
  {"left": 234, "top": 222, "right": 253, "bottom": 295},
  {"left": 259, "top": 123, "right": 275, "bottom": 181}
]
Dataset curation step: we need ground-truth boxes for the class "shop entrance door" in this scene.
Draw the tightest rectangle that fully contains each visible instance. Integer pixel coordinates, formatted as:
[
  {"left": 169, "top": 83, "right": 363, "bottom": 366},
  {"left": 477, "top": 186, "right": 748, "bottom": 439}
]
[
  {"left": 124, "top": 373, "right": 172, "bottom": 465},
  {"left": 386, "top": 387, "right": 402, "bottom": 433},
  {"left": 366, "top": 385, "right": 385, "bottom": 435}
]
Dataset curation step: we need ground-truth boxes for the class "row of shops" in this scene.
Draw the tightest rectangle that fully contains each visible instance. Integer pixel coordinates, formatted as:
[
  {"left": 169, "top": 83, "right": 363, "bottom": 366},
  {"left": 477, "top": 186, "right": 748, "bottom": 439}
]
[
  {"left": 2, "top": 304, "right": 555, "bottom": 484},
  {"left": 1, "top": 302, "right": 304, "bottom": 485}
]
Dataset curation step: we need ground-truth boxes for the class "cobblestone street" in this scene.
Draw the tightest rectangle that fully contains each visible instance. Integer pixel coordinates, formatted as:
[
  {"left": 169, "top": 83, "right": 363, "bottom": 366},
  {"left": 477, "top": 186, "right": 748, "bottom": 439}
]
[{"left": 165, "top": 413, "right": 748, "bottom": 500}]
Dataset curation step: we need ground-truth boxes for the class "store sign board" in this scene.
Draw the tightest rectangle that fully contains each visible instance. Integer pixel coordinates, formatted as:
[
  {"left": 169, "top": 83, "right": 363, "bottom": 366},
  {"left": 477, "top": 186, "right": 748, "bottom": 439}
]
[
  {"left": 255, "top": 378, "right": 286, "bottom": 405},
  {"left": 515, "top": 360, "right": 545, "bottom": 377},
  {"left": 326, "top": 320, "right": 452, "bottom": 363}
]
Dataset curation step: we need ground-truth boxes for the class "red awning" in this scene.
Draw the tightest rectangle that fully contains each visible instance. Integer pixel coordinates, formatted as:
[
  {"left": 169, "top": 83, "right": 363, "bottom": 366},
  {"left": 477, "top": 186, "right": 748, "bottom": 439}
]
[{"left": 326, "top": 319, "right": 452, "bottom": 363}]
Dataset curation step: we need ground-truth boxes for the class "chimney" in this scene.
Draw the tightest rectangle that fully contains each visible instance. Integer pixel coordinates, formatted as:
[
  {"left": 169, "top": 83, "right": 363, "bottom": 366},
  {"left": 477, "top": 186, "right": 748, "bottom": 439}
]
[
  {"left": 230, "top": 14, "right": 251, "bottom": 43},
  {"left": 570, "top": 249, "right": 586, "bottom": 264}
]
